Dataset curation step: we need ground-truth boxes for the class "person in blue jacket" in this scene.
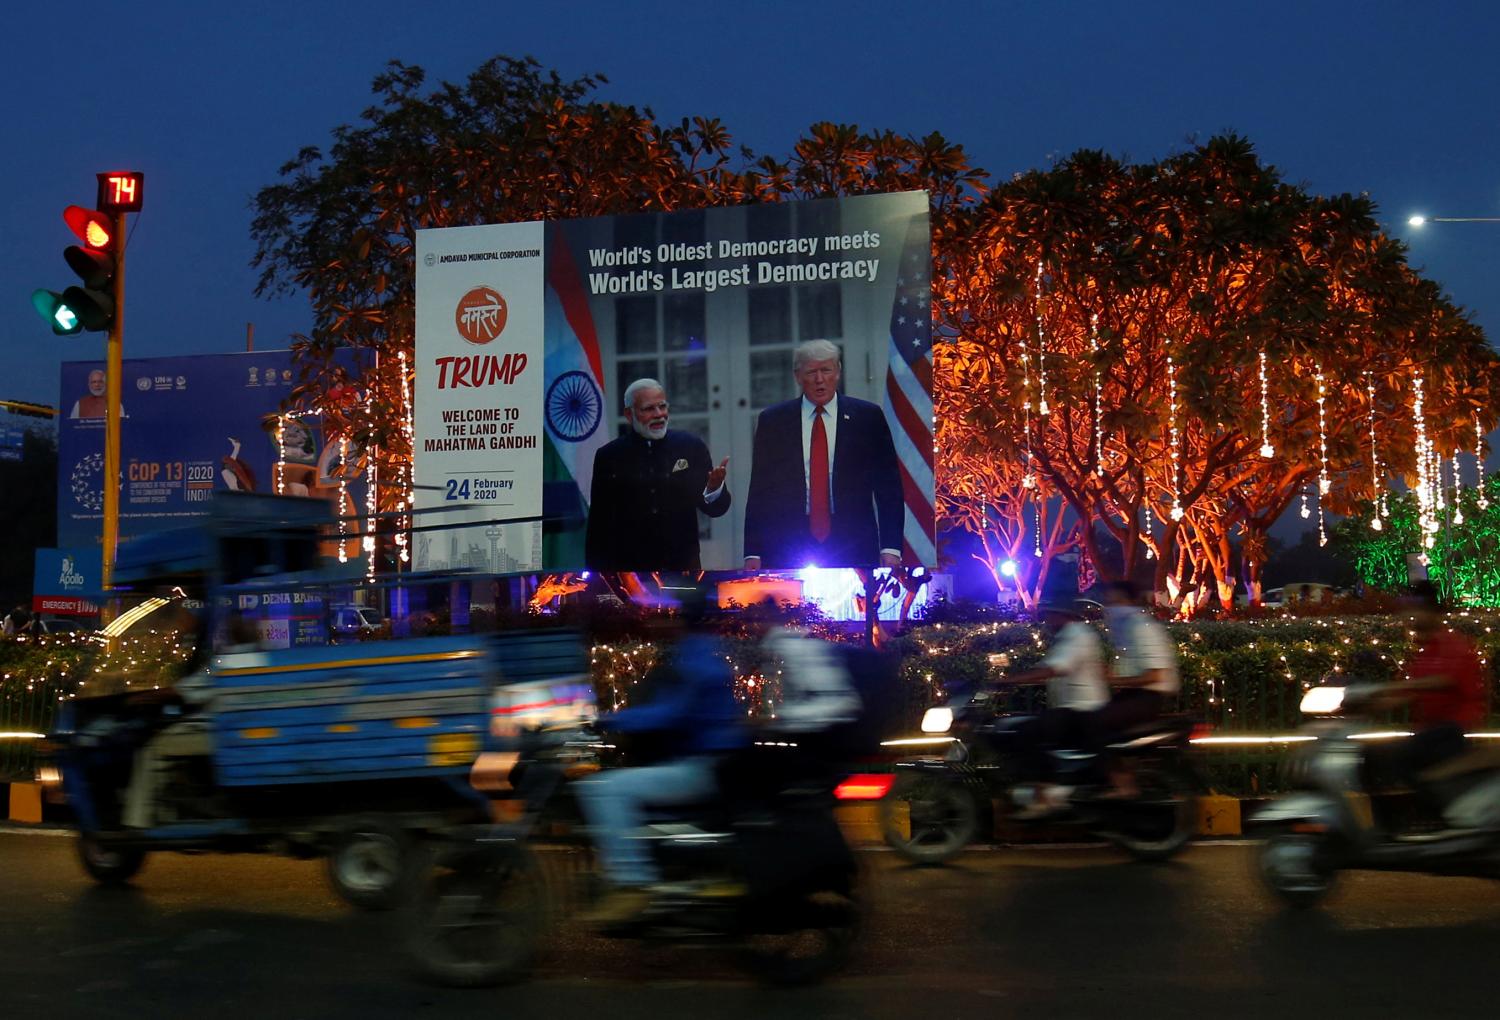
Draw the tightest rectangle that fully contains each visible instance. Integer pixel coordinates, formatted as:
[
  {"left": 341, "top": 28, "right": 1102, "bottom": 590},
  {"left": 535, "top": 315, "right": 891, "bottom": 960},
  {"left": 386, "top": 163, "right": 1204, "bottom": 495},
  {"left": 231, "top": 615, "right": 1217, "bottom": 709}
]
[{"left": 576, "top": 587, "right": 750, "bottom": 925}]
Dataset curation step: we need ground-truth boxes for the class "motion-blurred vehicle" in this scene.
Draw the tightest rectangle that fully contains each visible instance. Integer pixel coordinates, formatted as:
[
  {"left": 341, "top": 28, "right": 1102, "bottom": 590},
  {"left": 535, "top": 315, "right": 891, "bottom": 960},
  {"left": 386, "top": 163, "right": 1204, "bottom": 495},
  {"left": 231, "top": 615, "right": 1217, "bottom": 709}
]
[
  {"left": 1251, "top": 682, "right": 1500, "bottom": 908},
  {"left": 410, "top": 666, "right": 893, "bottom": 987},
  {"left": 880, "top": 682, "right": 1201, "bottom": 864},
  {"left": 48, "top": 493, "right": 569, "bottom": 911}
]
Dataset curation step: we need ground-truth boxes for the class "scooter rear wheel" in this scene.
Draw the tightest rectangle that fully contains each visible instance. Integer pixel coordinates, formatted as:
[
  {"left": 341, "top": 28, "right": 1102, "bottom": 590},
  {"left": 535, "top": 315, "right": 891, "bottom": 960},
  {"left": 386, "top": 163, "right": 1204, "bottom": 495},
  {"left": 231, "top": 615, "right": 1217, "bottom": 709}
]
[
  {"left": 1258, "top": 833, "right": 1337, "bottom": 909},
  {"left": 1106, "top": 759, "right": 1199, "bottom": 862},
  {"left": 326, "top": 821, "right": 415, "bottom": 911}
]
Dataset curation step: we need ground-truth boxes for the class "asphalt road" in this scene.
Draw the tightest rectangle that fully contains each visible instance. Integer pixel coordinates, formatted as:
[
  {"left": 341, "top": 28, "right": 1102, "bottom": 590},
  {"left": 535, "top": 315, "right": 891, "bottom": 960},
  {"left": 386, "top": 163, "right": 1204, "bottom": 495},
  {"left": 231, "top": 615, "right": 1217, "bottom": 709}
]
[{"left": 1, "top": 831, "right": 1497, "bottom": 1020}]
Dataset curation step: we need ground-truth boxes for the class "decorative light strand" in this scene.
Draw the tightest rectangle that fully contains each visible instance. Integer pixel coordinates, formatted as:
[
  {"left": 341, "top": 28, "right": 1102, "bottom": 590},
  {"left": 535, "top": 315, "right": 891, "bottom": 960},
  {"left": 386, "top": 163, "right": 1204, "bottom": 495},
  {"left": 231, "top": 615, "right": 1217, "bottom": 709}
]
[
  {"left": 1168, "top": 352, "right": 1183, "bottom": 520},
  {"left": 1316, "top": 369, "right": 1330, "bottom": 496},
  {"left": 1034, "top": 265, "right": 1050, "bottom": 416},
  {"left": 1431, "top": 432, "right": 1446, "bottom": 512},
  {"left": 1477, "top": 414, "right": 1489, "bottom": 511},
  {"left": 1452, "top": 451, "right": 1465, "bottom": 526},
  {"left": 364, "top": 393, "right": 378, "bottom": 581},
  {"left": 335, "top": 436, "right": 350, "bottom": 564},
  {"left": 1034, "top": 500, "right": 1043, "bottom": 557},
  {"left": 1259, "top": 351, "right": 1274, "bottom": 458},
  {"left": 396, "top": 351, "right": 413, "bottom": 564},
  {"left": 1019, "top": 287, "right": 1036, "bottom": 490},
  {"left": 1316, "top": 367, "right": 1328, "bottom": 546},
  {"left": 1143, "top": 503, "right": 1155, "bottom": 560},
  {"left": 1413, "top": 373, "right": 1437, "bottom": 552},
  {"left": 1090, "top": 312, "right": 1102, "bottom": 470},
  {"left": 1368, "top": 374, "right": 1384, "bottom": 531},
  {"left": 274, "top": 416, "right": 286, "bottom": 495}
]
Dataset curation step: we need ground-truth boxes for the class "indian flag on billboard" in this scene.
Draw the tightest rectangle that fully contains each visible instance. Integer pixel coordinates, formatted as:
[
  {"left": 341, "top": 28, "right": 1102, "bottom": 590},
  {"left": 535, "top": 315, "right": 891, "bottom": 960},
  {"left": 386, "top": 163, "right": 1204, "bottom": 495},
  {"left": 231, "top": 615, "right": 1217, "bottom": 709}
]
[{"left": 541, "top": 223, "right": 610, "bottom": 566}]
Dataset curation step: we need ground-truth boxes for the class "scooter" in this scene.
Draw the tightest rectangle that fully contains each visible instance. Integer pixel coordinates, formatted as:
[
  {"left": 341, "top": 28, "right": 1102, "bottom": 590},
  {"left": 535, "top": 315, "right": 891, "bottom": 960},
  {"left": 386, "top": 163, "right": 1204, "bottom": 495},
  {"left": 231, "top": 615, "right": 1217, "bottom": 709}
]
[
  {"left": 880, "top": 684, "right": 1201, "bottom": 865},
  {"left": 1251, "top": 683, "right": 1500, "bottom": 908},
  {"left": 409, "top": 725, "right": 878, "bottom": 987}
]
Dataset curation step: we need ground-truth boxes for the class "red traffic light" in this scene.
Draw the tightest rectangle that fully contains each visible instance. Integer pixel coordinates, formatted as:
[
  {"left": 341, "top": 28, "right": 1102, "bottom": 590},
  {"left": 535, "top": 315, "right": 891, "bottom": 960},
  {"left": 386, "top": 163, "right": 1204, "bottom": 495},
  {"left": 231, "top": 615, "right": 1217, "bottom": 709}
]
[{"left": 63, "top": 205, "right": 112, "bottom": 250}]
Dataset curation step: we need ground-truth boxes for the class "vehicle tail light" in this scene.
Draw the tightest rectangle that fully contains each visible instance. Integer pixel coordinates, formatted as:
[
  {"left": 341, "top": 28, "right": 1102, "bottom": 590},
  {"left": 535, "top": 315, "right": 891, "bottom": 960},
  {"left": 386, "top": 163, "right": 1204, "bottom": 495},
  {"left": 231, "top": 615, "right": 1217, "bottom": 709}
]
[{"left": 834, "top": 773, "right": 895, "bottom": 801}]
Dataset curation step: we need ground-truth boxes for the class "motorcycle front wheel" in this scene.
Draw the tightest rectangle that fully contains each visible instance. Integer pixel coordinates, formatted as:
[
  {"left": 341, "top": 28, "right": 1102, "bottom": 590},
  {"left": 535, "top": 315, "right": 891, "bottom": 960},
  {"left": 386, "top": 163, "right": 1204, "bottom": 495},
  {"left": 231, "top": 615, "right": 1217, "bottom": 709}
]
[
  {"left": 77, "top": 834, "right": 146, "bottom": 885},
  {"left": 741, "top": 886, "right": 861, "bottom": 986},
  {"left": 409, "top": 842, "right": 546, "bottom": 987},
  {"left": 880, "top": 771, "right": 980, "bottom": 865}
]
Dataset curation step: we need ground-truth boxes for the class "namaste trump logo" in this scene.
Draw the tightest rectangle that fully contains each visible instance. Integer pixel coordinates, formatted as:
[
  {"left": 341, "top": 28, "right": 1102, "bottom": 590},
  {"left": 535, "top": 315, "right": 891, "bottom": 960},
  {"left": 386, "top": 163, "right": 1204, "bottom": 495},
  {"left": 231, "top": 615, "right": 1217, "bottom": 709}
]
[{"left": 455, "top": 286, "right": 509, "bottom": 345}]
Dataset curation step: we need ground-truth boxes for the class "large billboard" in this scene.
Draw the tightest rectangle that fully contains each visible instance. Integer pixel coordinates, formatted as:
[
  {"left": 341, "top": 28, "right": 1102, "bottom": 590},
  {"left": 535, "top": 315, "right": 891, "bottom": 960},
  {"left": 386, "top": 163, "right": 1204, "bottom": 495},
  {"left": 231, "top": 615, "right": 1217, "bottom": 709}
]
[
  {"left": 58, "top": 351, "right": 368, "bottom": 556},
  {"left": 414, "top": 192, "right": 935, "bottom": 572}
]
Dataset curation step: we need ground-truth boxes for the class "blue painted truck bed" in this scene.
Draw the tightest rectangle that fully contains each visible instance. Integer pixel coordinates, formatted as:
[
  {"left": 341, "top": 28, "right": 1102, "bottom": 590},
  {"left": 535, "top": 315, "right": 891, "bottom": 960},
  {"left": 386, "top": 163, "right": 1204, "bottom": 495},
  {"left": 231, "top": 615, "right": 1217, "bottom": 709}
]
[{"left": 208, "top": 629, "right": 586, "bottom": 787}]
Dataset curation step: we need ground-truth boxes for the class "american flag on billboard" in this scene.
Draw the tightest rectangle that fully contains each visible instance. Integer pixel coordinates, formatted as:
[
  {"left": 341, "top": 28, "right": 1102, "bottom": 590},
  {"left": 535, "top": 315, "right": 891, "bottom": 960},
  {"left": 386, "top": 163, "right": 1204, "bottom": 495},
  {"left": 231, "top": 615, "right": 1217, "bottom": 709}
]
[{"left": 881, "top": 217, "right": 937, "bottom": 565}]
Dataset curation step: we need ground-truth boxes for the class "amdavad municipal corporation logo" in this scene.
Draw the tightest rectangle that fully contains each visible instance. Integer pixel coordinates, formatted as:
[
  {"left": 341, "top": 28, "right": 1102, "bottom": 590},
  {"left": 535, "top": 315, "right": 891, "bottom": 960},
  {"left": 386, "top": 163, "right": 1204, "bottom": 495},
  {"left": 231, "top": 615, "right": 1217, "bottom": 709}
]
[{"left": 455, "top": 286, "right": 508, "bottom": 345}]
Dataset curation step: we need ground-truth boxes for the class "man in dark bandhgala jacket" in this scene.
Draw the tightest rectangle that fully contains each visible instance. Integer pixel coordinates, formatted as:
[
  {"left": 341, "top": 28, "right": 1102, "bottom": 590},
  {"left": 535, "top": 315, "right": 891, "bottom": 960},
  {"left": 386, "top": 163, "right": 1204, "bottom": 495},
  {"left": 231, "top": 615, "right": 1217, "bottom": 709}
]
[
  {"left": 585, "top": 378, "right": 730, "bottom": 571},
  {"left": 743, "top": 339, "right": 904, "bottom": 570}
]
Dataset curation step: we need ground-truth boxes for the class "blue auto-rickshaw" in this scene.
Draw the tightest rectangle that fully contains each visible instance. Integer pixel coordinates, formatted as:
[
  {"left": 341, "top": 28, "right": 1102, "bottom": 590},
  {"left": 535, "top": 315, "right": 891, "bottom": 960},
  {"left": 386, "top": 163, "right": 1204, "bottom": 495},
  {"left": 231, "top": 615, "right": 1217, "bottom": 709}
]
[{"left": 49, "top": 492, "right": 587, "bottom": 909}]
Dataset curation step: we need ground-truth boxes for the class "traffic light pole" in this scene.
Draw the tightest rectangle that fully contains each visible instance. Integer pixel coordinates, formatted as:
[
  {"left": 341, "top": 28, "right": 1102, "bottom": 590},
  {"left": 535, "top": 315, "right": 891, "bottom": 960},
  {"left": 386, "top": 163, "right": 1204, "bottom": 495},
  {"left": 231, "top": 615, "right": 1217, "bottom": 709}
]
[{"left": 101, "top": 211, "right": 125, "bottom": 591}]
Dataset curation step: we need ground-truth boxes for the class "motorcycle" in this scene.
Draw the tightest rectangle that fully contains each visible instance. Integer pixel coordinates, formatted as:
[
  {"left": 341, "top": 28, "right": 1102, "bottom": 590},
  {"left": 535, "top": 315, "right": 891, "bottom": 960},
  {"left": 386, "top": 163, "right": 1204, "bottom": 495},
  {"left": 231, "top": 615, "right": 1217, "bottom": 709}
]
[
  {"left": 1251, "top": 682, "right": 1500, "bottom": 909},
  {"left": 880, "top": 683, "right": 1201, "bottom": 864},
  {"left": 408, "top": 721, "right": 878, "bottom": 987}
]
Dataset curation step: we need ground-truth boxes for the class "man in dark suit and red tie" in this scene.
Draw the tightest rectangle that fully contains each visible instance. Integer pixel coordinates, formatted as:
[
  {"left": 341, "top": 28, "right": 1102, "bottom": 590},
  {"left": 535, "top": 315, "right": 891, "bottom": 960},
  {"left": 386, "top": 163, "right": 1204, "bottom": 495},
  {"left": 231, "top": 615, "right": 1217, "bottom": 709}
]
[{"left": 743, "top": 339, "right": 905, "bottom": 570}]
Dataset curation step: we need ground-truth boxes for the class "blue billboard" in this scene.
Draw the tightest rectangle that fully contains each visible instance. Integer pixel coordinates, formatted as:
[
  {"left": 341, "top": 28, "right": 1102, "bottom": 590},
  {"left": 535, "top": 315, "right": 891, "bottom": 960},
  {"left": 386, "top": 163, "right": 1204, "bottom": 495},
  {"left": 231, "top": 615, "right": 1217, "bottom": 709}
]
[{"left": 58, "top": 351, "right": 368, "bottom": 553}]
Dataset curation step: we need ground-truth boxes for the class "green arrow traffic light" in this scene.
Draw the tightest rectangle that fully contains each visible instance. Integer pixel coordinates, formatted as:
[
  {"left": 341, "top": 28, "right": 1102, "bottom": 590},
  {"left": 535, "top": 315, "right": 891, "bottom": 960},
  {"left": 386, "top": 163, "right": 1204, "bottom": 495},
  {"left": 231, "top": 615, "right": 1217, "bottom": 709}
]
[{"left": 30, "top": 289, "right": 83, "bottom": 335}]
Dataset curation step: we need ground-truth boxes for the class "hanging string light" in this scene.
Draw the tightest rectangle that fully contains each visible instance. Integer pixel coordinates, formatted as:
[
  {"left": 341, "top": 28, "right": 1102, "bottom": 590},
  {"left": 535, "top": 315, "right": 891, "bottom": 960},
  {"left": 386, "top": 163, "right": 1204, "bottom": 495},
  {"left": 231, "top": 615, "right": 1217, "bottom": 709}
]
[
  {"left": 1477, "top": 413, "right": 1489, "bottom": 511},
  {"left": 364, "top": 394, "right": 378, "bottom": 581},
  {"left": 1259, "top": 351, "right": 1274, "bottom": 458},
  {"left": 1142, "top": 503, "right": 1155, "bottom": 560},
  {"left": 396, "top": 351, "right": 413, "bottom": 564},
  {"left": 1316, "top": 367, "right": 1328, "bottom": 546},
  {"left": 274, "top": 416, "right": 287, "bottom": 495},
  {"left": 1368, "top": 374, "right": 1384, "bottom": 531},
  {"left": 1034, "top": 500, "right": 1043, "bottom": 557},
  {"left": 1018, "top": 278, "right": 1037, "bottom": 490},
  {"left": 1315, "top": 368, "right": 1330, "bottom": 496},
  {"left": 1431, "top": 432, "right": 1446, "bottom": 513},
  {"left": 1413, "top": 373, "right": 1437, "bottom": 552},
  {"left": 1034, "top": 265, "right": 1050, "bottom": 416},
  {"left": 335, "top": 436, "right": 350, "bottom": 564},
  {"left": 1090, "top": 312, "right": 1102, "bottom": 470},
  {"left": 1452, "top": 451, "right": 1466, "bottom": 526},
  {"left": 1300, "top": 485, "right": 1311, "bottom": 520},
  {"left": 1168, "top": 352, "right": 1183, "bottom": 520}
]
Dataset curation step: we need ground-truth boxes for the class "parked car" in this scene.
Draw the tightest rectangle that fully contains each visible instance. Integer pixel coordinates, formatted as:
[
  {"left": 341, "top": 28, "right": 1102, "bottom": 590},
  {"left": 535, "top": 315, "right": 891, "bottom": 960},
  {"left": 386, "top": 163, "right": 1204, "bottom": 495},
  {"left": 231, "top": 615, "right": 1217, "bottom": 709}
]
[
  {"left": 26, "top": 616, "right": 87, "bottom": 635},
  {"left": 331, "top": 604, "right": 382, "bottom": 637}
]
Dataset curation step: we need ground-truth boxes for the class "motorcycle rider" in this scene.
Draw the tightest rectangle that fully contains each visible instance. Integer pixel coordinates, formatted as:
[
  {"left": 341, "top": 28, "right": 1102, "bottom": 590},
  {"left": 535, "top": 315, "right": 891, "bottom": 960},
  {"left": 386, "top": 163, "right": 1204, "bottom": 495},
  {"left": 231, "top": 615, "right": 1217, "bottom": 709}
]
[
  {"left": 1095, "top": 580, "right": 1180, "bottom": 797},
  {"left": 576, "top": 584, "right": 751, "bottom": 927},
  {"left": 1372, "top": 581, "right": 1488, "bottom": 811},
  {"left": 999, "top": 603, "right": 1110, "bottom": 818}
]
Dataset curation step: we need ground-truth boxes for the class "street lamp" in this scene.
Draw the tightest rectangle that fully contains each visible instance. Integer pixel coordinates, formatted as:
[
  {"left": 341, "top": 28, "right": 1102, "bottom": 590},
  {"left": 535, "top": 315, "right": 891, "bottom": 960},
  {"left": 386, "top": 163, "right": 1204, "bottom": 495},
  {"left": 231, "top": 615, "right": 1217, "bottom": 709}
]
[{"left": 1408, "top": 214, "right": 1500, "bottom": 227}]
